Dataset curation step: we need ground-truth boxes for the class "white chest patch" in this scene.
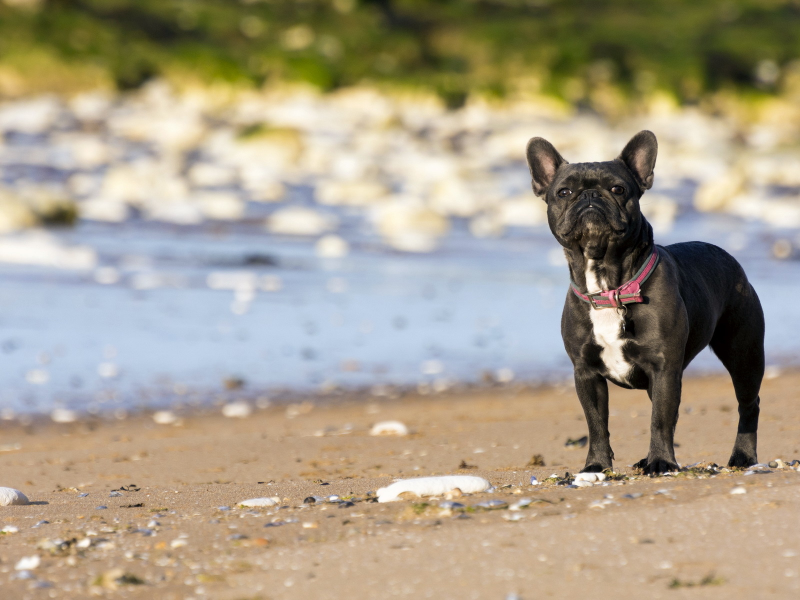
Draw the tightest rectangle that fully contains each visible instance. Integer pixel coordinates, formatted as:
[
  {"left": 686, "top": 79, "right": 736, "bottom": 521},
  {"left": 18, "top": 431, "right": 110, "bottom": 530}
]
[{"left": 585, "top": 260, "right": 632, "bottom": 383}]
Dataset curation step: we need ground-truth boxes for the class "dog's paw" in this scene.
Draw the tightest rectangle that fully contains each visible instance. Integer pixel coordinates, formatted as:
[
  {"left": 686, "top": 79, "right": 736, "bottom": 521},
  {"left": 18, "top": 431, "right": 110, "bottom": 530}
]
[
  {"left": 581, "top": 463, "right": 611, "bottom": 473},
  {"left": 727, "top": 450, "right": 757, "bottom": 469},
  {"left": 634, "top": 457, "right": 679, "bottom": 475}
]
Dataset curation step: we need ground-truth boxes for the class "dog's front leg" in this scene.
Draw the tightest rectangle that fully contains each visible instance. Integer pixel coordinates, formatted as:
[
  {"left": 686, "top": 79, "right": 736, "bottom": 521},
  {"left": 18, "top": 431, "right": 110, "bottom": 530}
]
[
  {"left": 636, "top": 371, "right": 682, "bottom": 474},
  {"left": 574, "top": 370, "right": 614, "bottom": 472}
]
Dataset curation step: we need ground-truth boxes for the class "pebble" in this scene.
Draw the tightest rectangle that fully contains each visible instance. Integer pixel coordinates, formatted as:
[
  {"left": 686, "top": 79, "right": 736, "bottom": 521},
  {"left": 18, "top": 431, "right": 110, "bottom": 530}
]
[
  {"left": 266, "top": 207, "right": 337, "bottom": 236},
  {"left": 530, "top": 476, "right": 539, "bottom": 486},
  {"left": 376, "top": 475, "right": 492, "bottom": 503},
  {"left": 0, "top": 487, "right": 29, "bottom": 506},
  {"left": 572, "top": 480, "right": 592, "bottom": 488},
  {"left": 573, "top": 472, "right": 607, "bottom": 483},
  {"left": 15, "top": 556, "right": 40, "bottom": 570},
  {"left": 503, "top": 512, "right": 525, "bottom": 522},
  {"left": 152, "top": 411, "right": 179, "bottom": 425},
  {"left": 438, "top": 501, "right": 466, "bottom": 510},
  {"left": 730, "top": 486, "right": 747, "bottom": 495},
  {"left": 315, "top": 234, "right": 350, "bottom": 258},
  {"left": 509, "top": 498, "right": 533, "bottom": 511},
  {"left": 221, "top": 401, "right": 253, "bottom": 419},
  {"left": 50, "top": 408, "right": 78, "bottom": 423},
  {"left": 475, "top": 499, "right": 507, "bottom": 510},
  {"left": 239, "top": 497, "right": 280, "bottom": 508},
  {"left": 2, "top": 525, "right": 19, "bottom": 533},
  {"left": 170, "top": 539, "right": 188, "bottom": 548},
  {"left": 369, "top": 420, "right": 409, "bottom": 437}
]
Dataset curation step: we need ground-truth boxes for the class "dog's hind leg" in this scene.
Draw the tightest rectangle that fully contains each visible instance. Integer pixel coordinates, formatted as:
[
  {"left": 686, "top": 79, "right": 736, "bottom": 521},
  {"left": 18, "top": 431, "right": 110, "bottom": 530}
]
[{"left": 709, "top": 288, "right": 765, "bottom": 468}]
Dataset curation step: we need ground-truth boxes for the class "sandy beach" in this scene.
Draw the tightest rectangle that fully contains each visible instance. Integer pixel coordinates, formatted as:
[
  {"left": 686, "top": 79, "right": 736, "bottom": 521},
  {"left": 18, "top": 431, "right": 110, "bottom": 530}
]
[{"left": 0, "top": 371, "right": 798, "bottom": 599}]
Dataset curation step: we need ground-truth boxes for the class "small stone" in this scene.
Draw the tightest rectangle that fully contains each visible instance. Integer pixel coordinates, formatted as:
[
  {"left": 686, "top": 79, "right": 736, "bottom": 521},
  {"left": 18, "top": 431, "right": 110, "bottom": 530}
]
[
  {"left": 369, "top": 420, "right": 409, "bottom": 436},
  {"left": 15, "top": 555, "right": 40, "bottom": 570},
  {"left": 509, "top": 498, "right": 533, "bottom": 511},
  {"left": 769, "top": 461, "right": 779, "bottom": 468},
  {"left": 573, "top": 472, "right": 607, "bottom": 483},
  {"left": 51, "top": 408, "right": 78, "bottom": 423},
  {"left": 475, "top": 499, "right": 507, "bottom": 510},
  {"left": 239, "top": 497, "right": 280, "bottom": 508},
  {"left": 170, "top": 539, "right": 187, "bottom": 548},
  {"left": 152, "top": 411, "right": 179, "bottom": 425},
  {"left": 221, "top": 401, "right": 252, "bottom": 419},
  {"left": 530, "top": 476, "right": 539, "bottom": 486},
  {"left": 730, "top": 486, "right": 747, "bottom": 495},
  {"left": 503, "top": 512, "right": 525, "bottom": 522},
  {"left": 2, "top": 525, "right": 19, "bottom": 533},
  {"left": 438, "top": 501, "right": 465, "bottom": 510},
  {"left": 0, "top": 487, "right": 30, "bottom": 506}
]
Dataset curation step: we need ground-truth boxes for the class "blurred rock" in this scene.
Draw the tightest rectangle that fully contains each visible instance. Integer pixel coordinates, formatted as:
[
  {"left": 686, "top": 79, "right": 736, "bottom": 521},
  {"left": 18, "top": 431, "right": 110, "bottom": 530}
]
[
  {"left": 266, "top": 207, "right": 337, "bottom": 236},
  {"left": 197, "top": 192, "right": 245, "bottom": 221},
  {"left": 372, "top": 197, "right": 449, "bottom": 252},
  {"left": 496, "top": 196, "right": 547, "bottom": 227},
  {"left": 315, "top": 234, "right": 349, "bottom": 258},
  {"left": 315, "top": 179, "right": 388, "bottom": 206},
  {"left": 694, "top": 170, "right": 746, "bottom": 212},
  {"left": 0, "top": 231, "right": 96, "bottom": 269}
]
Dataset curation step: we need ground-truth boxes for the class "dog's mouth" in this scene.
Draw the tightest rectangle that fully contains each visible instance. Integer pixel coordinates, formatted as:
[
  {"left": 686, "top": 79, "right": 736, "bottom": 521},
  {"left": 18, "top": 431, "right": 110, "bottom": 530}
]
[{"left": 562, "top": 202, "right": 627, "bottom": 236}]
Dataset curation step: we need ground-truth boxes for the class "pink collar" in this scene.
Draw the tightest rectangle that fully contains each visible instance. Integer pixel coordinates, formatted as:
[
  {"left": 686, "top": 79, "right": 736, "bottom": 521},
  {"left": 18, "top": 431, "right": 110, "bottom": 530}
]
[{"left": 570, "top": 248, "right": 660, "bottom": 309}]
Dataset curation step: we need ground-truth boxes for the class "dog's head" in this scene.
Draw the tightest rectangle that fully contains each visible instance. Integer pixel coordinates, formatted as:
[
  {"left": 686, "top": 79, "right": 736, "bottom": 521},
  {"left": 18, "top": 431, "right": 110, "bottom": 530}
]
[{"left": 525, "top": 131, "right": 657, "bottom": 258}]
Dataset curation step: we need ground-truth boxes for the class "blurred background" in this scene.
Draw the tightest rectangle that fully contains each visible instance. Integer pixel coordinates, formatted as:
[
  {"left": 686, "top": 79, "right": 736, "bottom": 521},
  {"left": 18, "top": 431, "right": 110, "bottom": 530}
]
[{"left": 0, "top": 0, "right": 799, "bottom": 419}]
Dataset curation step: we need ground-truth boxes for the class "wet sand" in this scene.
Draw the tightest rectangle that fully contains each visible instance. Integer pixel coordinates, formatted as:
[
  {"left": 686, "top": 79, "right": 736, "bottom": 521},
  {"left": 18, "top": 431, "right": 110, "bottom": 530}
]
[{"left": 1, "top": 372, "right": 800, "bottom": 599}]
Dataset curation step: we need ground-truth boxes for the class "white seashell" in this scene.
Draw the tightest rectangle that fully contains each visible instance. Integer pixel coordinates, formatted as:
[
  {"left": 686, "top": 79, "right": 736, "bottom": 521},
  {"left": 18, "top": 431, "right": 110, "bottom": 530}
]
[
  {"left": 221, "top": 402, "right": 252, "bottom": 419},
  {"left": 573, "top": 472, "right": 607, "bottom": 483},
  {"left": 15, "top": 555, "right": 40, "bottom": 570},
  {"left": 152, "top": 411, "right": 179, "bottom": 425},
  {"left": 377, "top": 475, "right": 491, "bottom": 503},
  {"left": 730, "top": 486, "right": 747, "bottom": 495},
  {"left": 0, "top": 487, "right": 29, "bottom": 506},
  {"left": 369, "top": 421, "right": 409, "bottom": 437},
  {"left": 572, "top": 480, "right": 592, "bottom": 488},
  {"left": 238, "top": 497, "right": 280, "bottom": 507},
  {"left": 51, "top": 408, "right": 78, "bottom": 423},
  {"left": 170, "top": 539, "right": 187, "bottom": 548},
  {"left": 2, "top": 525, "right": 19, "bottom": 533}
]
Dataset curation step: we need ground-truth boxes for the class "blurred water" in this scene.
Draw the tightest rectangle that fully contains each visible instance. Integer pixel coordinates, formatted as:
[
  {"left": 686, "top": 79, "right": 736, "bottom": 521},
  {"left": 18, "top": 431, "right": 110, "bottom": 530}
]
[{"left": 1, "top": 196, "right": 798, "bottom": 415}]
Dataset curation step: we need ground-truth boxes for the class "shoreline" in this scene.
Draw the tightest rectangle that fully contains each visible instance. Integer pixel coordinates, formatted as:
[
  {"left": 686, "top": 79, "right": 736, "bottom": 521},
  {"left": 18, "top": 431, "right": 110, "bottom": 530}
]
[{"left": 1, "top": 371, "right": 799, "bottom": 597}]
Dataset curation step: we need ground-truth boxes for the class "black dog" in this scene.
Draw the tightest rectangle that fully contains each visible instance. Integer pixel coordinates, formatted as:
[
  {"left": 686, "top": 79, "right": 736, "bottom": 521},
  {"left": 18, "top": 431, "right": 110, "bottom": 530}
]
[{"left": 525, "top": 130, "right": 765, "bottom": 474}]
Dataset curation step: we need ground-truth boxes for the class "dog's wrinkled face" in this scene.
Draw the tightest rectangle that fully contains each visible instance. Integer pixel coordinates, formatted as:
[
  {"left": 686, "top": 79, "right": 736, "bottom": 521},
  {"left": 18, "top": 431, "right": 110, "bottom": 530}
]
[{"left": 525, "top": 131, "right": 658, "bottom": 258}]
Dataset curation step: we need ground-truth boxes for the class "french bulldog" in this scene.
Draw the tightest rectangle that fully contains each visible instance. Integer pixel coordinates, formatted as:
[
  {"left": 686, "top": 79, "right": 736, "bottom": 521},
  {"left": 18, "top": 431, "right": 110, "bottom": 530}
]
[{"left": 525, "top": 130, "right": 765, "bottom": 474}]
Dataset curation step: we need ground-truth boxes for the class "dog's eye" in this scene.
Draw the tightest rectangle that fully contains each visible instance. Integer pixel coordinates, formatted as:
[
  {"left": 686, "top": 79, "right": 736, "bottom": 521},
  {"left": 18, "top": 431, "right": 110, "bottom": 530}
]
[
  {"left": 557, "top": 188, "right": 572, "bottom": 198},
  {"left": 611, "top": 185, "right": 625, "bottom": 195}
]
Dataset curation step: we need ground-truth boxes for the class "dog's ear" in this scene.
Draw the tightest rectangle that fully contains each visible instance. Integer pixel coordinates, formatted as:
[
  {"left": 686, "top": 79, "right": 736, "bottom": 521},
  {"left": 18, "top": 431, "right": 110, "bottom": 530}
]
[
  {"left": 526, "top": 137, "right": 567, "bottom": 197},
  {"left": 618, "top": 130, "right": 658, "bottom": 191}
]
